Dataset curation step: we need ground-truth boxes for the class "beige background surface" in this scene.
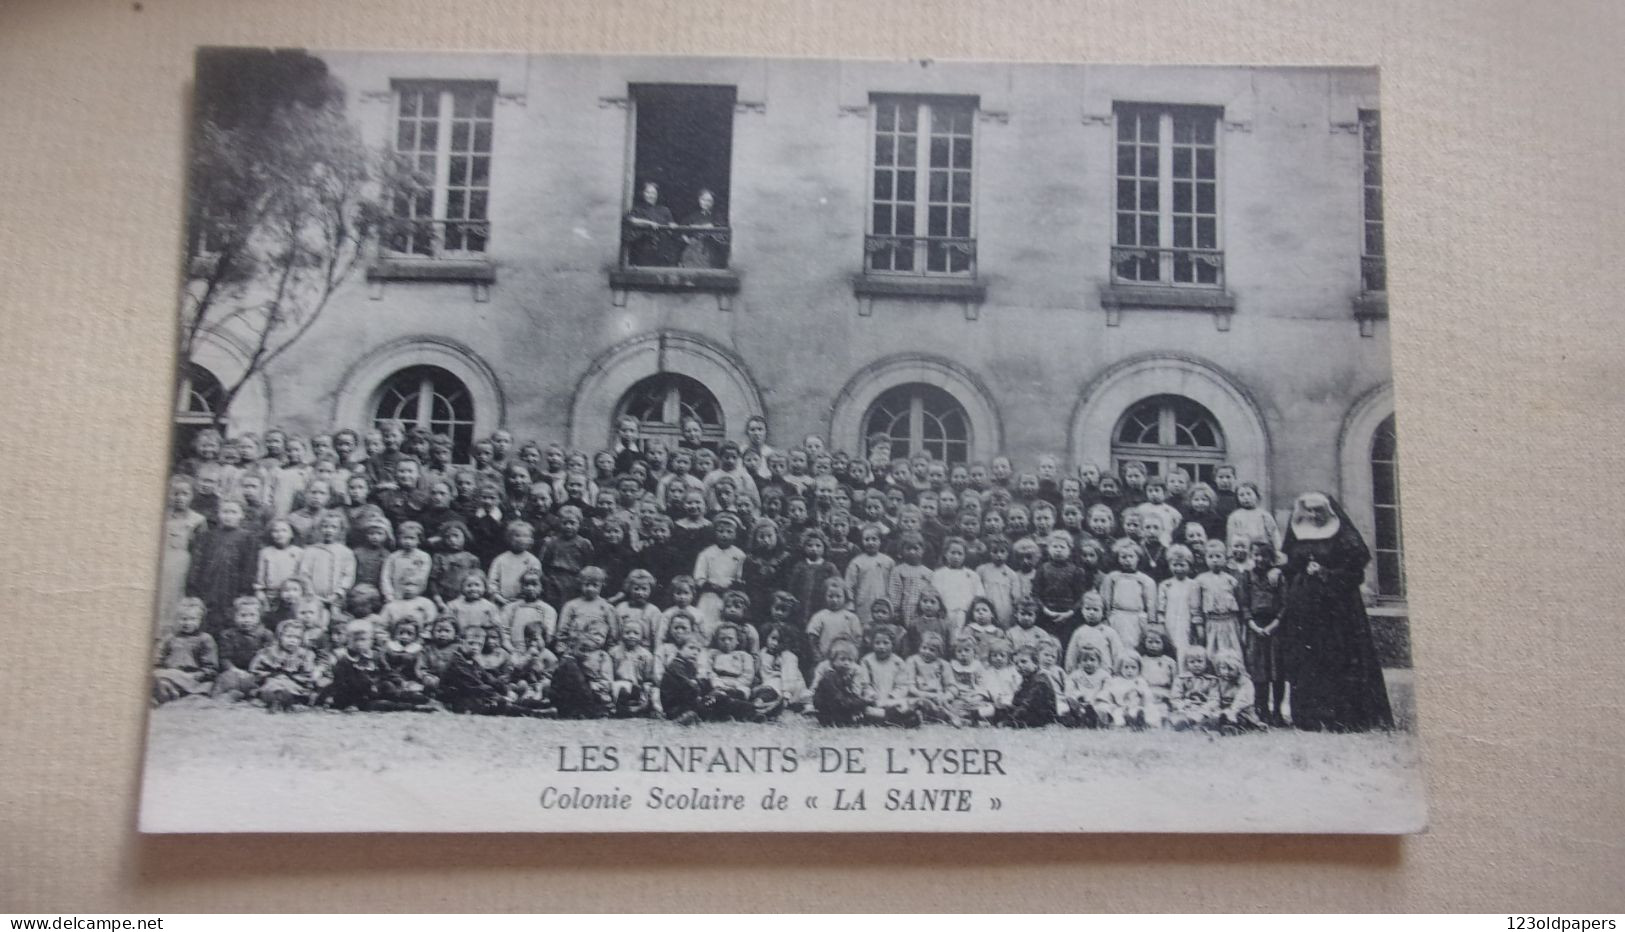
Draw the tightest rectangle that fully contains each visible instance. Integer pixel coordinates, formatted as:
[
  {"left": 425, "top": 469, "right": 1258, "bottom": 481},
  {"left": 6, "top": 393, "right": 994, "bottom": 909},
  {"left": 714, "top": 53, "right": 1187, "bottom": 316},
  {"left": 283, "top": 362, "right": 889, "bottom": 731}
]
[{"left": 2, "top": 0, "right": 1622, "bottom": 912}]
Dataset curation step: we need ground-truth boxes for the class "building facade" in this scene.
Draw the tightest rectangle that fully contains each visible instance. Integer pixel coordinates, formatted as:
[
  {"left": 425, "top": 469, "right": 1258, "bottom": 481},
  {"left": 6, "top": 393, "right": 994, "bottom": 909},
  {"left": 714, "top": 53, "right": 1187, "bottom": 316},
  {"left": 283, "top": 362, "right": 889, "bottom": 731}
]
[{"left": 181, "top": 54, "right": 1403, "bottom": 610}]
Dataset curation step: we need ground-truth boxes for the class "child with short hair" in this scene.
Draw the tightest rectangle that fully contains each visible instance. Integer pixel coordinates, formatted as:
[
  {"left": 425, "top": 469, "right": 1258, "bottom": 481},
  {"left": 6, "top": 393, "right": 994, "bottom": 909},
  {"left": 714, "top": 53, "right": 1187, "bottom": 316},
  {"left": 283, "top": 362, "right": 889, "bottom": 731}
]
[
  {"left": 256, "top": 519, "right": 304, "bottom": 602},
  {"left": 487, "top": 520, "right": 542, "bottom": 606},
  {"left": 251, "top": 620, "right": 318, "bottom": 710},
  {"left": 785, "top": 527, "right": 840, "bottom": 631},
  {"left": 380, "top": 521, "right": 432, "bottom": 605},
  {"left": 297, "top": 511, "right": 356, "bottom": 610},
  {"left": 976, "top": 536, "right": 1023, "bottom": 627},
  {"left": 1138, "top": 625, "right": 1180, "bottom": 719},
  {"left": 805, "top": 577, "right": 863, "bottom": 665},
  {"left": 659, "top": 633, "right": 709, "bottom": 724},
  {"left": 614, "top": 568, "right": 663, "bottom": 647},
  {"left": 947, "top": 635, "right": 994, "bottom": 724},
  {"left": 351, "top": 513, "right": 392, "bottom": 591},
  {"left": 540, "top": 505, "right": 596, "bottom": 609},
  {"left": 549, "top": 628, "right": 615, "bottom": 720},
  {"left": 429, "top": 520, "right": 481, "bottom": 609},
  {"left": 899, "top": 631, "right": 954, "bottom": 725},
  {"left": 693, "top": 512, "right": 746, "bottom": 631},
  {"left": 381, "top": 617, "right": 431, "bottom": 696},
  {"left": 885, "top": 532, "right": 935, "bottom": 635},
  {"left": 1099, "top": 654, "right": 1156, "bottom": 728},
  {"left": 214, "top": 595, "right": 274, "bottom": 700},
  {"left": 556, "top": 566, "right": 616, "bottom": 651},
  {"left": 152, "top": 598, "right": 218, "bottom": 703},
  {"left": 1063, "top": 645, "right": 1111, "bottom": 728},
  {"left": 1225, "top": 481, "right": 1279, "bottom": 551},
  {"left": 960, "top": 597, "right": 1004, "bottom": 660},
  {"left": 187, "top": 499, "right": 260, "bottom": 634},
  {"left": 502, "top": 569, "right": 558, "bottom": 655},
  {"left": 608, "top": 623, "right": 658, "bottom": 717},
  {"left": 446, "top": 571, "right": 503, "bottom": 648},
  {"left": 702, "top": 624, "right": 756, "bottom": 721},
  {"left": 435, "top": 624, "right": 520, "bottom": 715},
  {"left": 1100, "top": 539, "right": 1157, "bottom": 653},
  {"left": 930, "top": 537, "right": 986, "bottom": 638},
  {"left": 997, "top": 646, "right": 1059, "bottom": 728},
  {"left": 860, "top": 625, "right": 908, "bottom": 723},
  {"left": 1032, "top": 530, "right": 1090, "bottom": 644},
  {"left": 811, "top": 638, "right": 873, "bottom": 726},
  {"left": 1064, "top": 591, "right": 1124, "bottom": 674},
  {"left": 844, "top": 522, "right": 895, "bottom": 627},
  {"left": 1211, "top": 651, "right": 1265, "bottom": 733},
  {"left": 1195, "top": 538, "right": 1248, "bottom": 657},
  {"left": 1156, "top": 544, "right": 1202, "bottom": 657},
  {"left": 1184, "top": 483, "right": 1227, "bottom": 541},
  {"left": 754, "top": 622, "right": 808, "bottom": 717},
  {"left": 1006, "top": 598, "right": 1051, "bottom": 656},
  {"left": 1243, "top": 535, "right": 1287, "bottom": 724},
  {"left": 379, "top": 578, "right": 438, "bottom": 641},
  {"left": 1168, "top": 646, "right": 1220, "bottom": 730}
]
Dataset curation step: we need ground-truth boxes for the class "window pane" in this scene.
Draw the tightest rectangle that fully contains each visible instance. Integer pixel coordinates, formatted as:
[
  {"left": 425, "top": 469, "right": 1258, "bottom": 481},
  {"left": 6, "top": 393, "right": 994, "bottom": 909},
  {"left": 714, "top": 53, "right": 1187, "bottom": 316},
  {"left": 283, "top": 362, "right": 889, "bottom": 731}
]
[
  {"left": 872, "top": 205, "right": 892, "bottom": 235},
  {"left": 951, "top": 206, "right": 970, "bottom": 236},
  {"left": 952, "top": 136, "right": 972, "bottom": 168},
  {"left": 1196, "top": 182, "right": 1215, "bottom": 214},
  {"left": 1173, "top": 181, "right": 1191, "bottom": 213},
  {"left": 930, "top": 136, "right": 949, "bottom": 167},
  {"left": 929, "top": 171, "right": 948, "bottom": 202},
  {"left": 951, "top": 173, "right": 971, "bottom": 202},
  {"left": 874, "top": 170, "right": 892, "bottom": 200},
  {"left": 896, "top": 204, "right": 914, "bottom": 235},
  {"left": 451, "top": 121, "right": 468, "bottom": 150},
  {"left": 898, "top": 135, "right": 916, "bottom": 166},
  {"left": 1117, "top": 179, "right": 1136, "bottom": 211},
  {"left": 876, "top": 104, "right": 895, "bottom": 132},
  {"left": 900, "top": 105, "right": 917, "bottom": 132},
  {"left": 1139, "top": 180, "right": 1158, "bottom": 210},
  {"left": 875, "top": 135, "right": 894, "bottom": 165},
  {"left": 473, "top": 122, "right": 492, "bottom": 153},
  {"left": 1141, "top": 145, "right": 1157, "bottom": 177},
  {"left": 1196, "top": 148, "right": 1215, "bottom": 179},
  {"left": 1172, "top": 147, "right": 1190, "bottom": 177},
  {"left": 928, "top": 205, "right": 947, "bottom": 237},
  {"left": 897, "top": 171, "right": 915, "bottom": 199}
]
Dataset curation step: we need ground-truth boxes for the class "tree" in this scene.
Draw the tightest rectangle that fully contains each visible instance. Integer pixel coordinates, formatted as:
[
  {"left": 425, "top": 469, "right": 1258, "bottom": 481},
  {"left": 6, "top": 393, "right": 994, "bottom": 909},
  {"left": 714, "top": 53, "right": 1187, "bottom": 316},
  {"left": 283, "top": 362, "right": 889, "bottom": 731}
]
[{"left": 180, "top": 49, "right": 417, "bottom": 429}]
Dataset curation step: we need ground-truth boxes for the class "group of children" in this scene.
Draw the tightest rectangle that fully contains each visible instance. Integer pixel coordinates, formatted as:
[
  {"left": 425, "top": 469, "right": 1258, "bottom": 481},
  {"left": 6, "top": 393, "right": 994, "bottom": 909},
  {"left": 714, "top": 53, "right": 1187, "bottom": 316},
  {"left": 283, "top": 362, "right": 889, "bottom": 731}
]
[{"left": 154, "top": 415, "right": 1291, "bottom": 732}]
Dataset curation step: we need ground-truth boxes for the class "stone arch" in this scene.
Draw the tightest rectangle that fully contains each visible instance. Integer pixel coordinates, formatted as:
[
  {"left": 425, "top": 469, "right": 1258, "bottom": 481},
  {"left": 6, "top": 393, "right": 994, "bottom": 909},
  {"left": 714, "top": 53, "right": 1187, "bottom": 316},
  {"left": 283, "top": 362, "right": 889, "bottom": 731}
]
[
  {"left": 1069, "top": 353, "right": 1272, "bottom": 504},
  {"left": 569, "top": 330, "right": 764, "bottom": 450},
  {"left": 184, "top": 331, "right": 271, "bottom": 436},
  {"left": 1338, "top": 381, "right": 1396, "bottom": 594},
  {"left": 827, "top": 355, "right": 1003, "bottom": 462},
  {"left": 332, "top": 336, "right": 505, "bottom": 440}
]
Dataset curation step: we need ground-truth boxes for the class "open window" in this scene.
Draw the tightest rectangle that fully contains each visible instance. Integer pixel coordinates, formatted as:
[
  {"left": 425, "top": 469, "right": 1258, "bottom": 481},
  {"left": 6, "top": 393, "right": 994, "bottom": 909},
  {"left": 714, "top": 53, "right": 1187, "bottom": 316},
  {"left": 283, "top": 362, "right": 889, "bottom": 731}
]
[{"left": 622, "top": 84, "right": 736, "bottom": 270}]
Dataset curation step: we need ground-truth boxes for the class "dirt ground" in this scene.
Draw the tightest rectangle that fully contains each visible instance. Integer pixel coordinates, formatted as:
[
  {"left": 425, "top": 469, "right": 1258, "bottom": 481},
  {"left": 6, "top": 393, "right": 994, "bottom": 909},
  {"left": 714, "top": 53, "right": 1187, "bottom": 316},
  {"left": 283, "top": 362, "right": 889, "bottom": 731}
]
[{"left": 139, "top": 670, "right": 1424, "bottom": 834}]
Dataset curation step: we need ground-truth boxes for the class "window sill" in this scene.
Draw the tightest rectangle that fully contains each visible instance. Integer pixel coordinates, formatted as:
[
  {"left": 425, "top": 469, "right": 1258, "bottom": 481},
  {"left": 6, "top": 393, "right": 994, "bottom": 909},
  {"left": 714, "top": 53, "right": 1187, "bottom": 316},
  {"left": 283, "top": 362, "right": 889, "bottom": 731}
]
[
  {"left": 1353, "top": 291, "right": 1388, "bottom": 336},
  {"left": 608, "top": 267, "right": 741, "bottom": 311},
  {"left": 1099, "top": 283, "right": 1236, "bottom": 330},
  {"left": 851, "top": 274, "right": 988, "bottom": 319},
  {"left": 368, "top": 257, "right": 498, "bottom": 284}
]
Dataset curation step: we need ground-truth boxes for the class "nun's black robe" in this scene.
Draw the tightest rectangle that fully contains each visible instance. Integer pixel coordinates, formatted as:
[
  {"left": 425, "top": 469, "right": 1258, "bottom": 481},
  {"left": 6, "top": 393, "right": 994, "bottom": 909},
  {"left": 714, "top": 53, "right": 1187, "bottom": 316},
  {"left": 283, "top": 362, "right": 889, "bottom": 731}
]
[{"left": 1279, "top": 497, "right": 1394, "bottom": 732}]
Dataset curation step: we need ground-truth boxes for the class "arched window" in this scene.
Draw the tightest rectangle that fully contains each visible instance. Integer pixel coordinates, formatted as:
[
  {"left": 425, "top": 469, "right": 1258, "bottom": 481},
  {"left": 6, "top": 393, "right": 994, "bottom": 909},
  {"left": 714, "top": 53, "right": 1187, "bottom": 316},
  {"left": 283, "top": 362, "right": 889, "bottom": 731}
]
[
  {"left": 1111, "top": 394, "right": 1226, "bottom": 484},
  {"left": 174, "top": 362, "right": 225, "bottom": 458},
  {"left": 863, "top": 383, "right": 971, "bottom": 465},
  {"left": 1371, "top": 414, "right": 1405, "bottom": 598},
  {"left": 617, "top": 373, "right": 725, "bottom": 449},
  {"left": 374, "top": 366, "right": 476, "bottom": 462}
]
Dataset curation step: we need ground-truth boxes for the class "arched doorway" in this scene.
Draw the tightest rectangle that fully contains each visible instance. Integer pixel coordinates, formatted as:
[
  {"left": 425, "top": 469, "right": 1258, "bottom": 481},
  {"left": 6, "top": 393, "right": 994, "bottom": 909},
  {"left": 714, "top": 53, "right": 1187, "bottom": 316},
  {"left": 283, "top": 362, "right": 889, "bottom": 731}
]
[
  {"left": 373, "top": 365, "right": 476, "bottom": 462},
  {"left": 173, "top": 362, "right": 225, "bottom": 460},
  {"left": 1111, "top": 394, "right": 1227, "bottom": 485},
  {"left": 616, "top": 372, "right": 725, "bottom": 450},
  {"left": 862, "top": 383, "right": 972, "bottom": 465}
]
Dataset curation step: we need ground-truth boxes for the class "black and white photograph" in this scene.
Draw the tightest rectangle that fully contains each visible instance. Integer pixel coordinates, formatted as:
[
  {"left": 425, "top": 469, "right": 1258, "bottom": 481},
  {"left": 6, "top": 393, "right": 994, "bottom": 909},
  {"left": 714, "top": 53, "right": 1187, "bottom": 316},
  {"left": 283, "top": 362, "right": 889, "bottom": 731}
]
[{"left": 139, "top": 48, "right": 1424, "bottom": 833}]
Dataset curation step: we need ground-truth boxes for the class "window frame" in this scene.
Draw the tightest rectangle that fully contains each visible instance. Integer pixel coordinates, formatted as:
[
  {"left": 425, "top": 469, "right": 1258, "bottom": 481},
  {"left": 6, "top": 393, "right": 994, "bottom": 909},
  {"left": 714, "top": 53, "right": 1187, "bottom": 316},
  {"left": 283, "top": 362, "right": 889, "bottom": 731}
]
[
  {"left": 616, "top": 373, "right": 727, "bottom": 450},
  {"left": 864, "top": 95, "right": 980, "bottom": 279},
  {"left": 619, "top": 83, "right": 738, "bottom": 272},
  {"left": 862, "top": 383, "right": 973, "bottom": 465},
  {"left": 386, "top": 81, "right": 496, "bottom": 261},
  {"left": 1110, "top": 102, "right": 1226, "bottom": 290},
  {"left": 1370, "top": 414, "right": 1406, "bottom": 600},
  {"left": 372, "top": 366, "right": 477, "bottom": 463},
  {"left": 1360, "top": 109, "right": 1386, "bottom": 294}
]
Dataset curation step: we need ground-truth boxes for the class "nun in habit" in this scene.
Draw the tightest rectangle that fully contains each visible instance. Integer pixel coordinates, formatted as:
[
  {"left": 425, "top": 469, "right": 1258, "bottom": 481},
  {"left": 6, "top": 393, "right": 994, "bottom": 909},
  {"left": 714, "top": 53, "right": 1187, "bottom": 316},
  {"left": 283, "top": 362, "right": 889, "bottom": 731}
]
[{"left": 1278, "top": 492, "right": 1395, "bottom": 732}]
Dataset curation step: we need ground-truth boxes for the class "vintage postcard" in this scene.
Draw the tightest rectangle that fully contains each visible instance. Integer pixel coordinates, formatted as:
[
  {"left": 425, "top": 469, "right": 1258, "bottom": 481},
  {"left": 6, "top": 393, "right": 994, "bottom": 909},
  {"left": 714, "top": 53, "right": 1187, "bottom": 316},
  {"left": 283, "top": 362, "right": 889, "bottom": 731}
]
[{"left": 139, "top": 48, "right": 1424, "bottom": 832}]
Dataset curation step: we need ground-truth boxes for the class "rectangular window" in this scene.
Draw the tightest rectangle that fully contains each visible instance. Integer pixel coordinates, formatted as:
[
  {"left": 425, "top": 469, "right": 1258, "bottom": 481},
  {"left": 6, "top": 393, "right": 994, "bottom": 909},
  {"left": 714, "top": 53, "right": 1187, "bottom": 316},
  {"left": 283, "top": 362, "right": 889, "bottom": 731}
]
[
  {"left": 867, "top": 95, "right": 977, "bottom": 277},
  {"left": 1112, "top": 103, "right": 1223, "bottom": 287},
  {"left": 388, "top": 82, "right": 494, "bottom": 258},
  {"left": 623, "top": 84, "right": 736, "bottom": 269},
  {"left": 1361, "top": 109, "right": 1385, "bottom": 293}
]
